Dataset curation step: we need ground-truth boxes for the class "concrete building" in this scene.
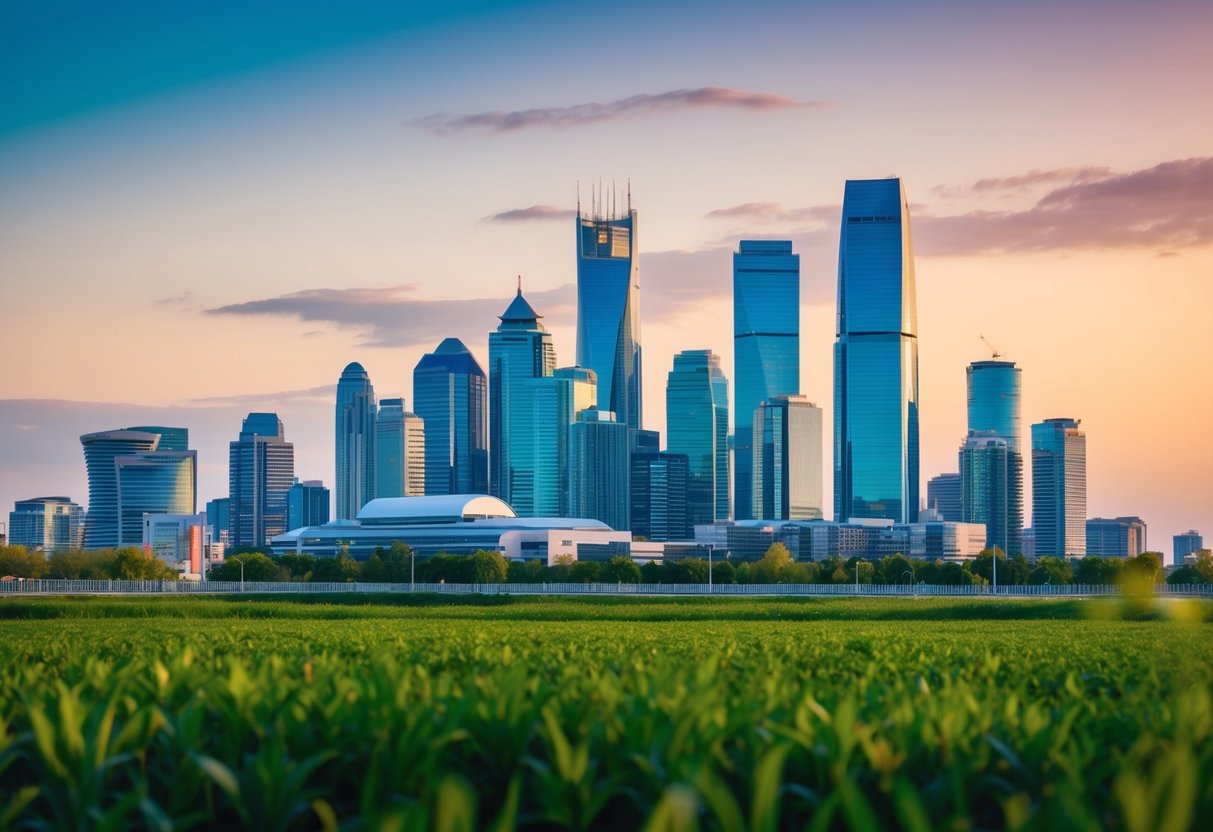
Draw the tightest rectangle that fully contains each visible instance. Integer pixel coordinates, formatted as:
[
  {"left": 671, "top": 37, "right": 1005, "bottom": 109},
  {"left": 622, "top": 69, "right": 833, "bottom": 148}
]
[
  {"left": 142, "top": 513, "right": 215, "bottom": 577},
  {"left": 7, "top": 497, "right": 85, "bottom": 554}
]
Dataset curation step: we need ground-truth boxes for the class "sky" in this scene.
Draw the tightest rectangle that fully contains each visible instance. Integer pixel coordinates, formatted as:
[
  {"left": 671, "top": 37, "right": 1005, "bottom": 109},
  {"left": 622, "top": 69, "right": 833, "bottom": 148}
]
[{"left": 2, "top": 0, "right": 1211, "bottom": 558}]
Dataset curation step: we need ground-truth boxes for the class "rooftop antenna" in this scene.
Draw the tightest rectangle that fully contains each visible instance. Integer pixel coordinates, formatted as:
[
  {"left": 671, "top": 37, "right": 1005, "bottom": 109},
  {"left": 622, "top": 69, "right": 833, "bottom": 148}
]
[
  {"left": 576, "top": 181, "right": 580, "bottom": 217},
  {"left": 979, "top": 334, "right": 1003, "bottom": 359},
  {"left": 627, "top": 178, "right": 632, "bottom": 213},
  {"left": 517, "top": 274, "right": 522, "bottom": 295}
]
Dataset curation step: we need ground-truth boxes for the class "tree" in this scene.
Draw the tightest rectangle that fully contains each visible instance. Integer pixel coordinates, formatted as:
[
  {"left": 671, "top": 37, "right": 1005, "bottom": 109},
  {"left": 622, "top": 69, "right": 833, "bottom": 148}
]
[
  {"left": 879, "top": 553, "right": 916, "bottom": 586},
  {"left": 599, "top": 556, "right": 641, "bottom": 584},
  {"left": 1074, "top": 556, "right": 1123, "bottom": 586},
  {"left": 1006, "top": 554, "right": 1032, "bottom": 586},
  {"left": 779, "top": 561, "right": 815, "bottom": 584},
  {"left": 640, "top": 561, "right": 665, "bottom": 583},
  {"left": 1029, "top": 556, "right": 1072, "bottom": 585},
  {"left": 712, "top": 560, "right": 737, "bottom": 585},
  {"left": 385, "top": 541, "right": 413, "bottom": 582},
  {"left": 361, "top": 552, "right": 389, "bottom": 583},
  {"left": 0, "top": 545, "right": 48, "bottom": 578},
  {"left": 209, "top": 552, "right": 278, "bottom": 582},
  {"left": 106, "top": 547, "right": 179, "bottom": 580},
  {"left": 971, "top": 549, "right": 1010, "bottom": 585},
  {"left": 278, "top": 553, "right": 316, "bottom": 581},
  {"left": 1122, "top": 552, "right": 1164, "bottom": 588},
  {"left": 46, "top": 549, "right": 112, "bottom": 579},
  {"left": 471, "top": 549, "right": 508, "bottom": 584},
  {"left": 313, "top": 549, "right": 360, "bottom": 583},
  {"left": 751, "top": 543, "right": 794, "bottom": 584},
  {"left": 1190, "top": 549, "right": 1213, "bottom": 583},
  {"left": 569, "top": 561, "right": 600, "bottom": 583},
  {"left": 1166, "top": 565, "right": 1205, "bottom": 585}
]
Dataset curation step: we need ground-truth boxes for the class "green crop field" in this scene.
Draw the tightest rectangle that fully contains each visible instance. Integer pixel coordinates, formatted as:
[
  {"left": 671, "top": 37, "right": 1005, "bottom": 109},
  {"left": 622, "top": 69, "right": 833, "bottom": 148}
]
[{"left": 1, "top": 596, "right": 1210, "bottom": 831}]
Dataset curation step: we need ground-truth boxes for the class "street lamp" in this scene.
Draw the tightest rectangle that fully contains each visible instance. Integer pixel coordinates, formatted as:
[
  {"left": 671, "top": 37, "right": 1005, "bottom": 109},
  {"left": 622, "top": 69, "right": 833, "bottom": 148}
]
[
  {"left": 231, "top": 555, "right": 246, "bottom": 592},
  {"left": 708, "top": 548, "right": 713, "bottom": 593},
  {"left": 903, "top": 570, "right": 913, "bottom": 596}
]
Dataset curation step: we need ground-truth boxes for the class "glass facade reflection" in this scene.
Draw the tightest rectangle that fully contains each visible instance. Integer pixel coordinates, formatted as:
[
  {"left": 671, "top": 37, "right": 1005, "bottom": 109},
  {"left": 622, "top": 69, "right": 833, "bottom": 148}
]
[
  {"left": 507, "top": 367, "right": 596, "bottom": 517},
  {"left": 752, "top": 395, "right": 822, "bottom": 521},
  {"left": 229, "top": 413, "right": 295, "bottom": 548},
  {"left": 569, "top": 409, "right": 630, "bottom": 530},
  {"left": 288, "top": 480, "right": 331, "bottom": 530},
  {"left": 926, "top": 473, "right": 962, "bottom": 521},
  {"left": 81, "top": 429, "right": 161, "bottom": 548},
  {"left": 8, "top": 497, "right": 85, "bottom": 553},
  {"left": 666, "top": 350, "right": 730, "bottom": 526},
  {"left": 959, "top": 432, "right": 1019, "bottom": 555},
  {"left": 1031, "top": 418, "right": 1086, "bottom": 557},
  {"left": 115, "top": 450, "right": 196, "bottom": 545},
  {"left": 576, "top": 206, "right": 641, "bottom": 432},
  {"left": 965, "top": 360, "right": 1023, "bottom": 553},
  {"left": 375, "top": 398, "right": 425, "bottom": 498},
  {"left": 413, "top": 338, "right": 488, "bottom": 495},
  {"left": 733, "top": 240, "right": 799, "bottom": 520},
  {"left": 335, "top": 362, "right": 377, "bottom": 520},
  {"left": 833, "top": 179, "right": 919, "bottom": 522},
  {"left": 630, "top": 451, "right": 690, "bottom": 541}
]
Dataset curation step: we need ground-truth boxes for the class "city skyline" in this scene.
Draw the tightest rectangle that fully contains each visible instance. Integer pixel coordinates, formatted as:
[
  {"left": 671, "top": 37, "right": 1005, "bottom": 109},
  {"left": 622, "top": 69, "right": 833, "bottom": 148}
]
[{"left": 2, "top": 1, "right": 1211, "bottom": 548}]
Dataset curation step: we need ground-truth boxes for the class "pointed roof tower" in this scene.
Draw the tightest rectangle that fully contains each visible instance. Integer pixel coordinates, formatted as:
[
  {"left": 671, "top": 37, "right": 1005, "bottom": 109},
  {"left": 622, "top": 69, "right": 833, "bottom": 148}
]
[{"left": 497, "top": 276, "right": 545, "bottom": 327}]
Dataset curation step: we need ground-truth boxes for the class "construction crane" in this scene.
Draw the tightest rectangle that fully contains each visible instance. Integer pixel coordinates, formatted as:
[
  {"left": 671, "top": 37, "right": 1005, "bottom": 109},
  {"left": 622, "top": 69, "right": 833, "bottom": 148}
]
[{"left": 979, "top": 335, "right": 1003, "bottom": 359}]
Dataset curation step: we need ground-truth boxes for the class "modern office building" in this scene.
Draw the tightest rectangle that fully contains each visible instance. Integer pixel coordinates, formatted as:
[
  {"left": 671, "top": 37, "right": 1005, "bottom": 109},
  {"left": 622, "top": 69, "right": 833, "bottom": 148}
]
[
  {"left": 287, "top": 479, "right": 331, "bottom": 531},
  {"left": 81, "top": 429, "right": 160, "bottom": 548},
  {"left": 631, "top": 450, "right": 690, "bottom": 541},
  {"left": 569, "top": 408, "right": 630, "bottom": 531},
  {"left": 733, "top": 240, "right": 799, "bottom": 520},
  {"left": 374, "top": 398, "right": 425, "bottom": 498},
  {"left": 205, "top": 498, "right": 230, "bottom": 546},
  {"left": 666, "top": 350, "right": 730, "bottom": 526},
  {"left": 693, "top": 518, "right": 986, "bottom": 562},
  {"left": 959, "top": 431, "right": 1019, "bottom": 555},
  {"left": 1174, "top": 530, "right": 1204, "bottom": 565},
  {"left": 335, "top": 362, "right": 377, "bottom": 520},
  {"left": 490, "top": 283, "right": 556, "bottom": 500},
  {"left": 752, "top": 395, "right": 823, "bottom": 521},
  {"left": 413, "top": 338, "right": 488, "bottom": 495},
  {"left": 228, "top": 413, "right": 294, "bottom": 548},
  {"left": 142, "top": 513, "right": 213, "bottom": 576},
  {"left": 126, "top": 426, "right": 188, "bottom": 452},
  {"left": 576, "top": 193, "right": 641, "bottom": 432},
  {"left": 1031, "top": 418, "right": 1087, "bottom": 557},
  {"left": 965, "top": 359, "right": 1023, "bottom": 554},
  {"left": 115, "top": 450, "right": 197, "bottom": 545},
  {"left": 7, "top": 497, "right": 85, "bottom": 553},
  {"left": 833, "top": 178, "right": 919, "bottom": 523},
  {"left": 1086, "top": 517, "right": 1147, "bottom": 558},
  {"left": 926, "top": 473, "right": 962, "bottom": 522},
  {"left": 506, "top": 367, "right": 596, "bottom": 517}
]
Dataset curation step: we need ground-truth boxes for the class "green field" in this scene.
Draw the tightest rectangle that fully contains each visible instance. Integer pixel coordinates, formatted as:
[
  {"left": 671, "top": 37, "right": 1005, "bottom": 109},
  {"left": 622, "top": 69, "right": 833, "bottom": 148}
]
[{"left": 1, "top": 596, "right": 1210, "bottom": 830}]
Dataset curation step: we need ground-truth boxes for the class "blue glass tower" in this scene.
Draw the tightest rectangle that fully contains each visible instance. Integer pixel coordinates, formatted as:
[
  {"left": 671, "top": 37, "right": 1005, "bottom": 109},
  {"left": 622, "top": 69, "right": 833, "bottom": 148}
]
[
  {"left": 489, "top": 283, "right": 556, "bottom": 501},
  {"left": 733, "top": 240, "right": 799, "bottom": 520},
  {"left": 229, "top": 413, "right": 294, "bottom": 548},
  {"left": 507, "top": 367, "right": 596, "bottom": 517},
  {"left": 288, "top": 480, "right": 331, "bottom": 530},
  {"left": 833, "top": 178, "right": 919, "bottom": 523},
  {"left": 375, "top": 398, "right": 425, "bottom": 498},
  {"left": 413, "top": 338, "right": 488, "bottom": 495},
  {"left": 335, "top": 362, "right": 377, "bottom": 520},
  {"left": 81, "top": 430, "right": 160, "bottom": 548},
  {"left": 1031, "top": 417, "right": 1086, "bottom": 557},
  {"left": 666, "top": 350, "right": 730, "bottom": 525},
  {"left": 965, "top": 359, "right": 1023, "bottom": 554},
  {"left": 576, "top": 195, "right": 641, "bottom": 433},
  {"left": 115, "top": 450, "right": 197, "bottom": 545},
  {"left": 569, "top": 408, "right": 630, "bottom": 530},
  {"left": 752, "top": 395, "right": 823, "bottom": 521}
]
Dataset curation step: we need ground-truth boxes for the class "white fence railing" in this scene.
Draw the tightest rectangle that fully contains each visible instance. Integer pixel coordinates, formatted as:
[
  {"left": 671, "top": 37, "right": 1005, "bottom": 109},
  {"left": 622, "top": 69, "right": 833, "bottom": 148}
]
[{"left": 0, "top": 579, "right": 1210, "bottom": 597}]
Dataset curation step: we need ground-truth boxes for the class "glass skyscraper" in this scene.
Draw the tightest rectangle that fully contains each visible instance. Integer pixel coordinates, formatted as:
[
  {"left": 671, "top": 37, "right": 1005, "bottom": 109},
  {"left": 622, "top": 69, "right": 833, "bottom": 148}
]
[
  {"left": 666, "top": 350, "right": 730, "bottom": 526},
  {"left": 115, "top": 450, "right": 197, "bottom": 545},
  {"left": 205, "top": 498, "right": 230, "bottom": 546},
  {"left": 630, "top": 451, "right": 690, "bottom": 541},
  {"left": 1086, "top": 517, "right": 1147, "bottom": 557},
  {"left": 229, "top": 413, "right": 294, "bottom": 548},
  {"left": 335, "top": 362, "right": 377, "bottom": 520},
  {"left": 576, "top": 200, "right": 641, "bottom": 432},
  {"left": 507, "top": 367, "right": 596, "bottom": 517},
  {"left": 81, "top": 429, "right": 160, "bottom": 548},
  {"left": 569, "top": 408, "right": 630, "bottom": 530},
  {"left": 926, "top": 473, "right": 961, "bottom": 521},
  {"left": 733, "top": 240, "right": 799, "bottom": 520},
  {"left": 489, "top": 285, "right": 556, "bottom": 501},
  {"left": 413, "top": 338, "right": 488, "bottom": 495},
  {"left": 288, "top": 479, "right": 331, "bottom": 530},
  {"left": 7, "top": 497, "right": 85, "bottom": 553},
  {"left": 1031, "top": 417, "right": 1086, "bottom": 557},
  {"left": 833, "top": 178, "right": 919, "bottom": 523},
  {"left": 752, "top": 395, "right": 823, "bottom": 521},
  {"left": 1174, "top": 531, "right": 1203, "bottom": 565},
  {"left": 374, "top": 398, "right": 425, "bottom": 498},
  {"left": 959, "top": 431, "right": 1017, "bottom": 555},
  {"left": 965, "top": 359, "right": 1023, "bottom": 554}
]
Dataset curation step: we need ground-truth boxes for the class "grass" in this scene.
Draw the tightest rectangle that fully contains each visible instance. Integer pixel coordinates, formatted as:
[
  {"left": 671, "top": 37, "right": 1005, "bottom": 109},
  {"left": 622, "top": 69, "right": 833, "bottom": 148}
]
[{"left": 0, "top": 597, "right": 1210, "bottom": 830}]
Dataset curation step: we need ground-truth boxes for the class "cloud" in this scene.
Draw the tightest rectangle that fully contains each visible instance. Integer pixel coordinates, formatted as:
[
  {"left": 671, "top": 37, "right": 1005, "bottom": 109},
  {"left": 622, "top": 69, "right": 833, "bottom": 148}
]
[
  {"left": 185, "top": 386, "right": 336, "bottom": 407},
  {"left": 420, "top": 87, "right": 824, "bottom": 134},
  {"left": 484, "top": 205, "right": 576, "bottom": 223},
  {"left": 916, "top": 157, "right": 1213, "bottom": 256},
  {"left": 932, "top": 166, "right": 1114, "bottom": 197},
  {"left": 706, "top": 202, "right": 837, "bottom": 225}
]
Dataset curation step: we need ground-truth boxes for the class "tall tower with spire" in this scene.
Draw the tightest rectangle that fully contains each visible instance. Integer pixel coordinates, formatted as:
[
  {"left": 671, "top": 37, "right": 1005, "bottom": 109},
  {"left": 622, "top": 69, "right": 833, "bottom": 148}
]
[{"left": 489, "top": 279, "right": 556, "bottom": 501}]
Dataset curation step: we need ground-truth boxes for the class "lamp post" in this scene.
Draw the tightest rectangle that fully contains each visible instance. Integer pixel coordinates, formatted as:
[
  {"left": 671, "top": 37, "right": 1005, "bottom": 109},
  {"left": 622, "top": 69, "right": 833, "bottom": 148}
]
[
  {"left": 410, "top": 548, "right": 415, "bottom": 593},
  {"left": 855, "top": 562, "right": 860, "bottom": 594},
  {"left": 708, "top": 548, "right": 713, "bottom": 593},
  {"left": 903, "top": 570, "right": 913, "bottom": 596},
  {"left": 231, "top": 555, "right": 245, "bottom": 593},
  {"left": 992, "top": 550, "right": 998, "bottom": 595}
]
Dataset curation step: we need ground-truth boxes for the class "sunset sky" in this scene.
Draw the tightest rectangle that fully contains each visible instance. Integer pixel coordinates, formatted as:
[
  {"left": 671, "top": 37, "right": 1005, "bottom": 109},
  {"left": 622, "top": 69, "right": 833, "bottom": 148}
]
[{"left": 2, "top": 0, "right": 1210, "bottom": 555}]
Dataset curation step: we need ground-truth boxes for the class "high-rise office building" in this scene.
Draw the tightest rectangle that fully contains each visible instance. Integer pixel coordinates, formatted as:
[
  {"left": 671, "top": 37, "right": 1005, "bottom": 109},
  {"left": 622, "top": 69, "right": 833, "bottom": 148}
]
[
  {"left": 926, "top": 473, "right": 962, "bottom": 521},
  {"left": 1174, "top": 530, "right": 1204, "bottom": 565},
  {"left": 1031, "top": 418, "right": 1086, "bottom": 557},
  {"left": 205, "top": 498, "right": 230, "bottom": 546},
  {"left": 142, "top": 513, "right": 212, "bottom": 576},
  {"left": 752, "top": 395, "right": 823, "bottom": 521},
  {"left": 576, "top": 193, "right": 641, "bottom": 432},
  {"left": 569, "top": 409, "right": 630, "bottom": 530},
  {"left": 507, "top": 367, "right": 596, "bottom": 517},
  {"left": 966, "top": 359, "right": 1023, "bottom": 554},
  {"left": 833, "top": 178, "right": 919, "bottom": 523},
  {"left": 733, "top": 241, "right": 799, "bottom": 520},
  {"left": 115, "top": 450, "right": 197, "bottom": 545},
  {"left": 1086, "top": 517, "right": 1147, "bottom": 558},
  {"left": 287, "top": 479, "right": 331, "bottom": 530},
  {"left": 490, "top": 284, "right": 556, "bottom": 500},
  {"left": 81, "top": 429, "right": 159, "bottom": 548},
  {"left": 127, "top": 426, "right": 189, "bottom": 451},
  {"left": 374, "top": 398, "right": 425, "bottom": 498},
  {"left": 413, "top": 338, "right": 488, "bottom": 495},
  {"left": 630, "top": 451, "right": 690, "bottom": 541},
  {"left": 959, "top": 431, "right": 1019, "bottom": 555},
  {"left": 7, "top": 497, "right": 85, "bottom": 553},
  {"left": 666, "top": 350, "right": 730, "bottom": 526},
  {"left": 229, "top": 413, "right": 294, "bottom": 548},
  {"left": 335, "top": 362, "right": 377, "bottom": 520}
]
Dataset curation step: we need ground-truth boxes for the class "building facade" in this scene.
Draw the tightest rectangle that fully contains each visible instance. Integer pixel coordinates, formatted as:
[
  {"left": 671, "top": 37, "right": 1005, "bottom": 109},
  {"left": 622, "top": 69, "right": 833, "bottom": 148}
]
[
  {"left": 630, "top": 451, "right": 690, "bottom": 541},
  {"left": 833, "top": 178, "right": 919, "bottom": 523},
  {"left": 228, "top": 413, "right": 294, "bottom": 548},
  {"left": 80, "top": 429, "right": 160, "bottom": 548},
  {"left": 959, "top": 431, "right": 1020, "bottom": 555},
  {"left": 506, "top": 367, "right": 596, "bottom": 517},
  {"left": 7, "top": 497, "right": 84, "bottom": 553},
  {"left": 374, "top": 398, "right": 425, "bottom": 498},
  {"left": 115, "top": 450, "right": 197, "bottom": 545},
  {"left": 752, "top": 395, "right": 823, "bottom": 521},
  {"left": 569, "top": 409, "right": 630, "bottom": 531},
  {"left": 666, "top": 350, "right": 730, "bottom": 526},
  {"left": 966, "top": 360, "right": 1023, "bottom": 554},
  {"left": 733, "top": 240, "right": 799, "bottom": 520},
  {"left": 142, "top": 513, "right": 213, "bottom": 576},
  {"left": 926, "top": 473, "right": 962, "bottom": 521},
  {"left": 1031, "top": 417, "right": 1087, "bottom": 557},
  {"left": 413, "top": 338, "right": 488, "bottom": 495},
  {"left": 1086, "top": 517, "right": 1147, "bottom": 558},
  {"left": 335, "top": 362, "right": 377, "bottom": 520},
  {"left": 287, "top": 480, "right": 331, "bottom": 531},
  {"left": 205, "top": 498, "right": 230, "bottom": 546},
  {"left": 1174, "top": 530, "right": 1204, "bottom": 565},
  {"left": 576, "top": 199, "right": 641, "bottom": 433}
]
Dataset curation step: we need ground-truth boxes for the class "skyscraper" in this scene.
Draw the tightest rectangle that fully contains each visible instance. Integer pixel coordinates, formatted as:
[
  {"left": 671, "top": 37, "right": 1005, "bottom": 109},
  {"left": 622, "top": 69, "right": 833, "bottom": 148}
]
[
  {"left": 7, "top": 497, "right": 84, "bottom": 553},
  {"left": 489, "top": 283, "right": 556, "bottom": 500},
  {"left": 630, "top": 451, "right": 690, "bottom": 541},
  {"left": 576, "top": 192, "right": 641, "bottom": 432},
  {"left": 926, "top": 473, "right": 962, "bottom": 521},
  {"left": 1174, "top": 530, "right": 1204, "bottom": 565},
  {"left": 288, "top": 479, "right": 331, "bottom": 530},
  {"left": 375, "top": 398, "right": 425, "bottom": 498},
  {"left": 752, "top": 395, "right": 823, "bottom": 521},
  {"left": 965, "top": 359, "right": 1023, "bottom": 554},
  {"left": 569, "top": 409, "right": 630, "bottom": 530},
  {"left": 733, "top": 240, "right": 799, "bottom": 520},
  {"left": 507, "top": 367, "right": 596, "bottom": 517},
  {"left": 413, "top": 338, "right": 488, "bottom": 495},
  {"left": 229, "top": 413, "right": 294, "bottom": 548},
  {"left": 335, "top": 362, "right": 376, "bottom": 520},
  {"left": 834, "top": 178, "right": 919, "bottom": 523},
  {"left": 1086, "top": 517, "right": 1147, "bottom": 557},
  {"left": 205, "top": 498, "right": 230, "bottom": 546},
  {"left": 959, "top": 431, "right": 1018, "bottom": 554},
  {"left": 666, "top": 350, "right": 730, "bottom": 526},
  {"left": 1031, "top": 418, "right": 1086, "bottom": 557}
]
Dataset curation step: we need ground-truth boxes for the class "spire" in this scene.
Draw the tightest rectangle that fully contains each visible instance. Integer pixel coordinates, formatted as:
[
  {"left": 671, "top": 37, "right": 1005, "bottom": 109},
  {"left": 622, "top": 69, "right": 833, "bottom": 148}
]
[
  {"left": 498, "top": 278, "right": 543, "bottom": 324},
  {"left": 517, "top": 274, "right": 522, "bottom": 295}
]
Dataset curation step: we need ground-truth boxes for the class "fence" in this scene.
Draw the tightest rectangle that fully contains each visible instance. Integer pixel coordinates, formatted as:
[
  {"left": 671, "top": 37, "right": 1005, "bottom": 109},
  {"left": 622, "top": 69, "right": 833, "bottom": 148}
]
[{"left": 1, "top": 579, "right": 1210, "bottom": 598}]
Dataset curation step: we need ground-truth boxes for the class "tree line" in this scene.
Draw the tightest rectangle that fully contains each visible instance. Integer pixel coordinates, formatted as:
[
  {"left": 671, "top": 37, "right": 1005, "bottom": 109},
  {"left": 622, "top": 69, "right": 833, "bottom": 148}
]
[{"left": 0, "top": 545, "right": 180, "bottom": 581}]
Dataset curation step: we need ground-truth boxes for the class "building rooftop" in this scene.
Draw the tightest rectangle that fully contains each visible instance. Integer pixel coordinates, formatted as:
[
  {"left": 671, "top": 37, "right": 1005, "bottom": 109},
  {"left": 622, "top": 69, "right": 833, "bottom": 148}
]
[{"left": 356, "top": 494, "right": 516, "bottom": 524}]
